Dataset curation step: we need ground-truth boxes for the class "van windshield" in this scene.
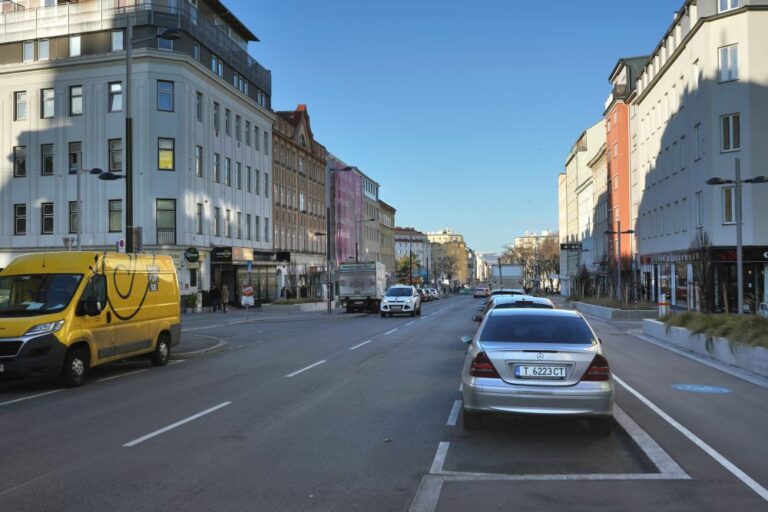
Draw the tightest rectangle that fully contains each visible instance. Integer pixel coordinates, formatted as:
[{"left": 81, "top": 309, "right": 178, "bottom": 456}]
[{"left": 0, "top": 274, "right": 83, "bottom": 317}]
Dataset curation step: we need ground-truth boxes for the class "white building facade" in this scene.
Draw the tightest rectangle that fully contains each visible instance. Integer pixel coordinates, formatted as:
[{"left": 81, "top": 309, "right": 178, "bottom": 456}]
[{"left": 0, "top": 0, "right": 277, "bottom": 302}]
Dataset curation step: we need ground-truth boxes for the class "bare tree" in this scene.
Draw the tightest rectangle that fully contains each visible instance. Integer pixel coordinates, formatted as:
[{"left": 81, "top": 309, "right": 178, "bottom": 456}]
[{"left": 689, "top": 230, "right": 714, "bottom": 313}]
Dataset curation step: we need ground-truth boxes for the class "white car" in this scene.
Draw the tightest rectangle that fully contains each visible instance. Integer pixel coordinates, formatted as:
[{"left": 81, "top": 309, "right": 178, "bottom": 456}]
[{"left": 380, "top": 285, "right": 422, "bottom": 317}]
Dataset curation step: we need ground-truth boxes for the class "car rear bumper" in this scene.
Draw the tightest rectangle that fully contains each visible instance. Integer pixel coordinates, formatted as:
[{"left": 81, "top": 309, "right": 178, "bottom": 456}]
[{"left": 462, "top": 377, "right": 613, "bottom": 417}]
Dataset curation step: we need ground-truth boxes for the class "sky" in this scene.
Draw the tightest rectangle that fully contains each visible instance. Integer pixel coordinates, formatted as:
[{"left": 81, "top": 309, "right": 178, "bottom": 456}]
[{"left": 232, "top": 0, "right": 680, "bottom": 253}]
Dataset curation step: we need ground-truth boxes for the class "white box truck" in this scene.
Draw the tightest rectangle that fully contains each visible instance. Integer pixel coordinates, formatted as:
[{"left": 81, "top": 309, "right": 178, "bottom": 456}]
[
  {"left": 338, "top": 262, "right": 387, "bottom": 313},
  {"left": 490, "top": 263, "right": 525, "bottom": 290}
]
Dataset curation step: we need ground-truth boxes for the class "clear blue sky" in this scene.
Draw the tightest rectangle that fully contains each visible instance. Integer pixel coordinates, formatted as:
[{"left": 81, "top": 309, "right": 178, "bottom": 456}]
[{"left": 233, "top": 0, "right": 678, "bottom": 253}]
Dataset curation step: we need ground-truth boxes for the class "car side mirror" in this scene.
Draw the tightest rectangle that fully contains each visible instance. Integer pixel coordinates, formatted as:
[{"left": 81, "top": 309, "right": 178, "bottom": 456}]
[
  {"left": 461, "top": 335, "right": 473, "bottom": 344},
  {"left": 472, "top": 315, "right": 481, "bottom": 322}
]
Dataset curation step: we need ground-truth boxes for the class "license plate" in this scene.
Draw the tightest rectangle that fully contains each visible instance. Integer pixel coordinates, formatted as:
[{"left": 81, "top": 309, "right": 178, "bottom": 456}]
[
  {"left": 514, "top": 365, "right": 567, "bottom": 379},
  {"left": 391, "top": 306, "right": 402, "bottom": 311}
]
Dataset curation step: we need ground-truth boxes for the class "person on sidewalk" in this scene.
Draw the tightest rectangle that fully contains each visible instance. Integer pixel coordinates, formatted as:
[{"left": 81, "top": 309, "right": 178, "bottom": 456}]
[
  {"left": 210, "top": 285, "right": 221, "bottom": 312},
  {"left": 221, "top": 285, "right": 230, "bottom": 313}
]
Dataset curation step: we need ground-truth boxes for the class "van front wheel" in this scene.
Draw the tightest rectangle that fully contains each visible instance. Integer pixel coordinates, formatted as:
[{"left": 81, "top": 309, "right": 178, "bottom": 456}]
[
  {"left": 61, "top": 346, "right": 90, "bottom": 387},
  {"left": 151, "top": 334, "right": 171, "bottom": 366}
]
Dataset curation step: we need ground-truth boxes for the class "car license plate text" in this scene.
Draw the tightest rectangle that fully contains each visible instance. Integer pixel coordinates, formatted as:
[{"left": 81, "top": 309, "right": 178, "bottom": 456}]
[{"left": 515, "top": 365, "right": 566, "bottom": 379}]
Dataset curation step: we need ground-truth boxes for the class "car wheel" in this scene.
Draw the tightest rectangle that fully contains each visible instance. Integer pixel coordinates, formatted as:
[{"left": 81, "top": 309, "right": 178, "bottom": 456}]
[
  {"left": 151, "top": 333, "right": 171, "bottom": 366},
  {"left": 61, "top": 345, "right": 90, "bottom": 387},
  {"left": 388, "top": 313, "right": 393, "bottom": 317},
  {"left": 588, "top": 417, "right": 612, "bottom": 436},
  {"left": 462, "top": 408, "right": 483, "bottom": 430},
  {"left": 416, "top": 306, "right": 422, "bottom": 316},
  {"left": 380, "top": 312, "right": 386, "bottom": 318},
  {"left": 410, "top": 310, "right": 416, "bottom": 317}
]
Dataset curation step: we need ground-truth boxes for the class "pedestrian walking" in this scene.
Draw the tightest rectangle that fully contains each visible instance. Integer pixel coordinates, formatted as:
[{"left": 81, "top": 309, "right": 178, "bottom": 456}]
[
  {"left": 221, "top": 285, "right": 230, "bottom": 313},
  {"left": 210, "top": 285, "right": 221, "bottom": 312}
]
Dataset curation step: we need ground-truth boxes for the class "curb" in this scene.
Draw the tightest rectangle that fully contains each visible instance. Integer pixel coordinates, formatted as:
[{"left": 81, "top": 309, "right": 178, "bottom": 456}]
[{"left": 171, "top": 339, "right": 228, "bottom": 359}]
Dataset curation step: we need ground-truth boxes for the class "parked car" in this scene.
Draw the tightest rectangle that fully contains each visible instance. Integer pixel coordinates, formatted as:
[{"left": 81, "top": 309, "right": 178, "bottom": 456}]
[
  {"left": 472, "top": 295, "right": 555, "bottom": 322},
  {"left": 473, "top": 286, "right": 490, "bottom": 298},
  {"left": 427, "top": 288, "right": 440, "bottom": 300},
  {"left": 490, "top": 288, "right": 525, "bottom": 297},
  {"left": 461, "top": 308, "right": 613, "bottom": 435},
  {"left": 417, "top": 288, "right": 431, "bottom": 302},
  {"left": 380, "top": 285, "right": 422, "bottom": 317}
]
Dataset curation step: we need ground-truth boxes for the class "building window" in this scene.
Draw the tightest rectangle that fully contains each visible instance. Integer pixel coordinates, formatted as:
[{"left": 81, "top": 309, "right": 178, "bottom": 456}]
[
  {"left": 23, "top": 41, "right": 34, "bottom": 62},
  {"left": 255, "top": 216, "right": 260, "bottom": 241},
  {"left": 109, "top": 82, "right": 123, "bottom": 112},
  {"left": 69, "top": 86, "right": 83, "bottom": 116},
  {"left": 225, "top": 209, "right": 232, "bottom": 238},
  {"left": 190, "top": 269, "right": 198, "bottom": 288},
  {"left": 235, "top": 115, "right": 241, "bottom": 142},
  {"left": 69, "top": 142, "right": 82, "bottom": 174},
  {"left": 245, "top": 121, "right": 251, "bottom": 146},
  {"left": 214, "top": 207, "right": 221, "bottom": 236},
  {"left": 13, "top": 146, "right": 26, "bottom": 177},
  {"left": 41, "top": 88, "right": 55, "bottom": 119},
  {"left": 719, "top": 0, "right": 739, "bottom": 12},
  {"left": 158, "top": 138, "right": 175, "bottom": 170},
  {"left": 696, "top": 191, "right": 703, "bottom": 227},
  {"left": 14, "top": 204, "right": 27, "bottom": 235},
  {"left": 196, "top": 92, "right": 203, "bottom": 122},
  {"left": 109, "top": 139, "right": 122, "bottom": 171},
  {"left": 719, "top": 44, "right": 738, "bottom": 82},
  {"left": 157, "top": 81, "right": 174, "bottom": 111},
  {"left": 694, "top": 123, "right": 703, "bottom": 160},
  {"left": 41, "top": 144, "right": 54, "bottom": 176},
  {"left": 236, "top": 162, "right": 242, "bottom": 189},
  {"left": 692, "top": 60, "right": 700, "bottom": 93},
  {"left": 237, "top": 211, "right": 242, "bottom": 239},
  {"left": 14, "top": 91, "right": 27, "bottom": 120},
  {"left": 255, "top": 169, "right": 260, "bottom": 195},
  {"left": 156, "top": 199, "right": 176, "bottom": 245},
  {"left": 111, "top": 30, "right": 124, "bottom": 52},
  {"left": 682, "top": 198, "right": 688, "bottom": 232},
  {"left": 195, "top": 145, "right": 203, "bottom": 177},
  {"left": 213, "top": 102, "right": 220, "bottom": 133},
  {"left": 211, "top": 55, "right": 218, "bottom": 73},
  {"left": 193, "top": 43, "right": 200, "bottom": 61},
  {"left": 225, "top": 158, "right": 231, "bottom": 186},
  {"left": 721, "top": 114, "right": 740, "bottom": 152},
  {"left": 41, "top": 202, "right": 54, "bottom": 234},
  {"left": 213, "top": 153, "right": 220, "bottom": 182},
  {"left": 255, "top": 126, "right": 260, "bottom": 150},
  {"left": 265, "top": 217, "right": 270, "bottom": 242},
  {"left": 246, "top": 214, "right": 251, "bottom": 240},
  {"left": 196, "top": 203, "right": 203, "bottom": 235},
  {"left": 70, "top": 35, "right": 81, "bottom": 57},
  {"left": 246, "top": 166, "right": 251, "bottom": 192},
  {"left": 109, "top": 199, "right": 122, "bottom": 232},
  {"left": 225, "top": 109, "right": 231, "bottom": 136},
  {"left": 722, "top": 187, "right": 735, "bottom": 224},
  {"left": 300, "top": 192, "right": 306, "bottom": 212},
  {"left": 264, "top": 132, "right": 269, "bottom": 154},
  {"left": 158, "top": 29, "right": 173, "bottom": 50},
  {"left": 680, "top": 135, "right": 686, "bottom": 170},
  {"left": 264, "top": 174, "right": 269, "bottom": 197},
  {"left": 68, "top": 201, "right": 78, "bottom": 234},
  {"left": 38, "top": 39, "right": 49, "bottom": 60}
]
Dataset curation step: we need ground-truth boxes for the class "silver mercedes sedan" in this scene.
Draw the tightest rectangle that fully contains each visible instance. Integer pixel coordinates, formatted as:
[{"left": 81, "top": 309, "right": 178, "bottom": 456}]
[{"left": 461, "top": 308, "right": 614, "bottom": 435}]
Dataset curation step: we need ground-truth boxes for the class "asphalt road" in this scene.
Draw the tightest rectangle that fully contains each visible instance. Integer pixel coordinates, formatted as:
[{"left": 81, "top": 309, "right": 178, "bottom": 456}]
[{"left": 1, "top": 296, "right": 767, "bottom": 512}]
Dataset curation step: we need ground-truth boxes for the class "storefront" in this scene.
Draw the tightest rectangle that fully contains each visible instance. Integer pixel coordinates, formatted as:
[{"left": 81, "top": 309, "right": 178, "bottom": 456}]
[
  {"left": 210, "top": 246, "right": 279, "bottom": 305},
  {"left": 710, "top": 247, "right": 768, "bottom": 314}
]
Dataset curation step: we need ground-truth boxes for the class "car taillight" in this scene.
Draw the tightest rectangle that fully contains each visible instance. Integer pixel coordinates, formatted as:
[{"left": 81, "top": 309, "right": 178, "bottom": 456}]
[
  {"left": 582, "top": 354, "right": 611, "bottom": 381},
  {"left": 470, "top": 351, "right": 500, "bottom": 378}
]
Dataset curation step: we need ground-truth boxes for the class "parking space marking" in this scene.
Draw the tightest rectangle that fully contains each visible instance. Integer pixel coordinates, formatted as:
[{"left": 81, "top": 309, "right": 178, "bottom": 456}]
[
  {"left": 614, "top": 375, "right": 768, "bottom": 502},
  {"left": 0, "top": 389, "right": 64, "bottom": 408},
  {"left": 384, "top": 328, "right": 399, "bottom": 335},
  {"left": 613, "top": 405, "right": 688, "bottom": 477},
  {"left": 349, "top": 340, "right": 373, "bottom": 351},
  {"left": 285, "top": 360, "right": 327, "bottom": 378},
  {"left": 123, "top": 401, "right": 232, "bottom": 447},
  {"left": 430, "top": 442, "right": 450, "bottom": 474},
  {"left": 446, "top": 400, "right": 462, "bottom": 426},
  {"left": 458, "top": 383, "right": 462, "bottom": 392},
  {"left": 96, "top": 369, "right": 148, "bottom": 383}
]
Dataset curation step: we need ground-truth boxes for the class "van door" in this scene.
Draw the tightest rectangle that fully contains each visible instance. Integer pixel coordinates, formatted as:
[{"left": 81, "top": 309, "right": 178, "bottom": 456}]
[
  {"left": 75, "top": 274, "right": 113, "bottom": 360},
  {"left": 109, "top": 269, "right": 153, "bottom": 358}
]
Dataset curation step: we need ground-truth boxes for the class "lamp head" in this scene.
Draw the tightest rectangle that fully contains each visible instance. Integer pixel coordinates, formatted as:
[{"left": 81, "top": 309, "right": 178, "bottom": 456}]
[
  {"left": 89, "top": 167, "right": 104, "bottom": 175},
  {"left": 98, "top": 172, "right": 125, "bottom": 181},
  {"left": 706, "top": 177, "right": 730, "bottom": 185},
  {"left": 745, "top": 176, "right": 768, "bottom": 184}
]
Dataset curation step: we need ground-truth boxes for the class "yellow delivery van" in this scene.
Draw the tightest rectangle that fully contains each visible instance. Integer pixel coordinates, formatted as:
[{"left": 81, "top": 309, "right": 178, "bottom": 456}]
[{"left": 0, "top": 252, "right": 180, "bottom": 386}]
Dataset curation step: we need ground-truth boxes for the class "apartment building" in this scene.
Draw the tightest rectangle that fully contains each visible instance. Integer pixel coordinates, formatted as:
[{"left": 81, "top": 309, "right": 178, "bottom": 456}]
[
  {"left": 378, "top": 200, "right": 396, "bottom": 281},
  {"left": 427, "top": 229, "right": 468, "bottom": 285},
  {"left": 394, "top": 227, "right": 431, "bottom": 282},
  {"left": 272, "top": 104, "right": 327, "bottom": 297},
  {"left": 0, "top": 0, "right": 276, "bottom": 301},
  {"left": 633, "top": 0, "right": 768, "bottom": 312}
]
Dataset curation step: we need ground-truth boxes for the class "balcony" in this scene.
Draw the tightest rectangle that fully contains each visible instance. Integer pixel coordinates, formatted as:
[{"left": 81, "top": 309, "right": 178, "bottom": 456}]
[{"left": 0, "top": 0, "right": 271, "bottom": 95}]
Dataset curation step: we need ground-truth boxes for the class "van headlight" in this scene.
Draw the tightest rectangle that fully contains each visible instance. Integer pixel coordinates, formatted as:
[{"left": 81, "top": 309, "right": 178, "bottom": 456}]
[{"left": 25, "top": 320, "right": 65, "bottom": 336}]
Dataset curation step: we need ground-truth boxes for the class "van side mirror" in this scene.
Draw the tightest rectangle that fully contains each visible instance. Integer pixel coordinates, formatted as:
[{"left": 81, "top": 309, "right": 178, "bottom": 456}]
[
  {"left": 84, "top": 296, "right": 101, "bottom": 317},
  {"left": 461, "top": 335, "right": 473, "bottom": 344}
]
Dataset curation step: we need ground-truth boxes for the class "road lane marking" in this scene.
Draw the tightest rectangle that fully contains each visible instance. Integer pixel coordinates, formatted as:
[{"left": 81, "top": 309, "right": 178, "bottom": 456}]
[
  {"left": 614, "top": 374, "right": 768, "bottom": 502},
  {"left": 96, "top": 369, "right": 148, "bottom": 383},
  {"left": 0, "top": 389, "right": 63, "bottom": 408},
  {"left": 168, "top": 359, "right": 186, "bottom": 365},
  {"left": 613, "top": 405, "right": 688, "bottom": 477},
  {"left": 123, "top": 401, "right": 232, "bottom": 447},
  {"left": 458, "top": 383, "right": 463, "bottom": 392},
  {"left": 446, "top": 400, "right": 462, "bottom": 426},
  {"left": 285, "top": 360, "right": 327, "bottom": 378},
  {"left": 406, "top": 321, "right": 416, "bottom": 326},
  {"left": 430, "top": 442, "right": 450, "bottom": 474},
  {"left": 384, "top": 328, "right": 399, "bottom": 335},
  {"left": 349, "top": 340, "right": 373, "bottom": 351}
]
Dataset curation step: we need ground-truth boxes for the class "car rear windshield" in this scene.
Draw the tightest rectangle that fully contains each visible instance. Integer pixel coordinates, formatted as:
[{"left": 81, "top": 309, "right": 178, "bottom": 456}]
[
  {"left": 480, "top": 314, "right": 596, "bottom": 344},
  {"left": 494, "top": 302, "right": 553, "bottom": 310},
  {"left": 386, "top": 287, "right": 412, "bottom": 297}
]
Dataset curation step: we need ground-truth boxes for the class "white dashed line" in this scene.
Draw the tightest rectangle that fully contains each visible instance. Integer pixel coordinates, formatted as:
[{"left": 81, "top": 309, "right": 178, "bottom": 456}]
[
  {"left": 406, "top": 321, "right": 416, "bottom": 326},
  {"left": 0, "top": 389, "right": 64, "bottom": 408},
  {"left": 384, "top": 328, "right": 399, "bottom": 335},
  {"left": 446, "top": 400, "right": 462, "bottom": 426},
  {"left": 97, "top": 369, "right": 148, "bottom": 382},
  {"left": 285, "top": 360, "right": 327, "bottom": 378},
  {"left": 123, "top": 402, "right": 232, "bottom": 447},
  {"left": 349, "top": 340, "right": 373, "bottom": 351}
]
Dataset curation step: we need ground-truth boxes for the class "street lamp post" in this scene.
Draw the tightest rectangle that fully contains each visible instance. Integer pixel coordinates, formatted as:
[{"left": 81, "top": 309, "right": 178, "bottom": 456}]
[
  {"left": 706, "top": 157, "right": 768, "bottom": 314},
  {"left": 314, "top": 214, "right": 332, "bottom": 315},
  {"left": 605, "top": 221, "right": 634, "bottom": 302},
  {"left": 124, "top": 14, "right": 182, "bottom": 253}
]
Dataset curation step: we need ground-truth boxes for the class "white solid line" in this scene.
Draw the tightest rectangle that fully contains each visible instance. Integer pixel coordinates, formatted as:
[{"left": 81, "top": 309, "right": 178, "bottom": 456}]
[
  {"left": 285, "top": 360, "right": 327, "bottom": 378},
  {"left": 123, "top": 401, "right": 231, "bottom": 447},
  {"left": 432, "top": 471, "right": 689, "bottom": 481},
  {"left": 614, "top": 374, "right": 768, "bottom": 502},
  {"left": 406, "top": 321, "right": 416, "bottom": 326},
  {"left": 409, "top": 476, "right": 444, "bottom": 512},
  {"left": 97, "top": 368, "right": 148, "bottom": 383},
  {"left": 458, "top": 383, "right": 463, "bottom": 392},
  {"left": 384, "top": 328, "right": 399, "bottom": 335},
  {"left": 349, "top": 340, "right": 373, "bottom": 351},
  {"left": 0, "top": 389, "right": 63, "bottom": 408},
  {"left": 430, "top": 442, "right": 450, "bottom": 474},
  {"left": 446, "top": 400, "right": 462, "bottom": 426},
  {"left": 168, "top": 359, "right": 186, "bottom": 365}
]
